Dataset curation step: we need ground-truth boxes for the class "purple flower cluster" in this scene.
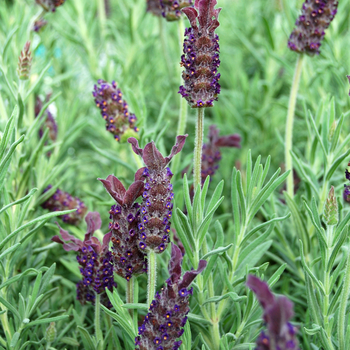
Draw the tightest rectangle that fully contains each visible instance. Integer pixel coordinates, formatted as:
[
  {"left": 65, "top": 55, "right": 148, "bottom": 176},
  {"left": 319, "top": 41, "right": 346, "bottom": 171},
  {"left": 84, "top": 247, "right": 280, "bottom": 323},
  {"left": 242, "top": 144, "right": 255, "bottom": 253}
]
[
  {"left": 201, "top": 125, "right": 241, "bottom": 185},
  {"left": 92, "top": 80, "right": 138, "bottom": 142},
  {"left": 343, "top": 162, "right": 350, "bottom": 203},
  {"left": 42, "top": 185, "right": 87, "bottom": 225},
  {"left": 99, "top": 175, "right": 148, "bottom": 280},
  {"left": 135, "top": 244, "right": 207, "bottom": 350},
  {"left": 246, "top": 275, "right": 300, "bottom": 350},
  {"left": 288, "top": 0, "right": 338, "bottom": 55},
  {"left": 128, "top": 135, "right": 187, "bottom": 253},
  {"left": 52, "top": 212, "right": 117, "bottom": 308},
  {"left": 146, "top": 0, "right": 163, "bottom": 17},
  {"left": 35, "top": 0, "right": 65, "bottom": 12},
  {"left": 160, "top": 0, "right": 193, "bottom": 21},
  {"left": 179, "top": 0, "right": 221, "bottom": 108}
]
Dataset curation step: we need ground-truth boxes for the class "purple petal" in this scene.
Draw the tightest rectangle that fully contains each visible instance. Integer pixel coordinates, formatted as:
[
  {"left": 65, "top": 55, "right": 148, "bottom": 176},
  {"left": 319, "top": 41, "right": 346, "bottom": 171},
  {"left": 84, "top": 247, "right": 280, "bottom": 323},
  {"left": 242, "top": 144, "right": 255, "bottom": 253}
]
[
  {"left": 142, "top": 142, "right": 166, "bottom": 170},
  {"left": 179, "top": 259, "right": 207, "bottom": 289},
  {"left": 98, "top": 175, "right": 126, "bottom": 204},
  {"left": 169, "top": 243, "right": 183, "bottom": 284},
  {"left": 197, "top": 0, "right": 218, "bottom": 29},
  {"left": 124, "top": 181, "right": 144, "bottom": 206},
  {"left": 246, "top": 275, "right": 275, "bottom": 310},
  {"left": 128, "top": 137, "right": 143, "bottom": 157},
  {"left": 164, "top": 135, "right": 188, "bottom": 166},
  {"left": 54, "top": 222, "right": 82, "bottom": 250},
  {"left": 182, "top": 7, "right": 198, "bottom": 27},
  {"left": 215, "top": 134, "right": 241, "bottom": 148},
  {"left": 102, "top": 232, "right": 112, "bottom": 250},
  {"left": 265, "top": 296, "right": 294, "bottom": 336},
  {"left": 85, "top": 212, "right": 102, "bottom": 237},
  {"left": 135, "top": 167, "right": 147, "bottom": 181}
]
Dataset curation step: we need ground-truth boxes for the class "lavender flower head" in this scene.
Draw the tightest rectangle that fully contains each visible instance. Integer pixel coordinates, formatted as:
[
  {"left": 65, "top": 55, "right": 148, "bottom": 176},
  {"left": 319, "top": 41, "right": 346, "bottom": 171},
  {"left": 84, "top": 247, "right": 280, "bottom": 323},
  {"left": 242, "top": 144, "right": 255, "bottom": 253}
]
[
  {"left": 147, "top": 0, "right": 163, "bottom": 16},
  {"left": 36, "top": 0, "right": 65, "bottom": 12},
  {"left": 179, "top": 0, "right": 221, "bottom": 108},
  {"left": 41, "top": 185, "right": 87, "bottom": 225},
  {"left": 246, "top": 275, "right": 300, "bottom": 350},
  {"left": 128, "top": 135, "right": 187, "bottom": 253},
  {"left": 52, "top": 212, "right": 116, "bottom": 308},
  {"left": 135, "top": 244, "right": 207, "bottom": 350},
  {"left": 33, "top": 18, "right": 48, "bottom": 32},
  {"left": 160, "top": 0, "right": 193, "bottom": 21},
  {"left": 98, "top": 175, "right": 147, "bottom": 280},
  {"left": 92, "top": 80, "right": 138, "bottom": 142},
  {"left": 201, "top": 125, "right": 241, "bottom": 185},
  {"left": 288, "top": 0, "right": 338, "bottom": 55}
]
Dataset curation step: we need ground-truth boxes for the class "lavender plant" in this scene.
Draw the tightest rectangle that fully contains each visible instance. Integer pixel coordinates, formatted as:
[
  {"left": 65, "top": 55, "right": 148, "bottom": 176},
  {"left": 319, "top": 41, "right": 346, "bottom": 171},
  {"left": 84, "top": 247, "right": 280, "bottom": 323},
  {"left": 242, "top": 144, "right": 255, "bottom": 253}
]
[
  {"left": 1, "top": 1, "right": 350, "bottom": 350},
  {"left": 179, "top": 0, "right": 221, "bottom": 191},
  {"left": 285, "top": 0, "right": 338, "bottom": 197}
]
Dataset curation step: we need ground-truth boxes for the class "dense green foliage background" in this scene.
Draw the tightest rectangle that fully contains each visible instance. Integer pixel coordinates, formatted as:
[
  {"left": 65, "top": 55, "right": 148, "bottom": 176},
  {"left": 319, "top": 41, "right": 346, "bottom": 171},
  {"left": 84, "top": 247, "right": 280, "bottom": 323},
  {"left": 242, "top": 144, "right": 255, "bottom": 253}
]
[{"left": 1, "top": 0, "right": 350, "bottom": 349}]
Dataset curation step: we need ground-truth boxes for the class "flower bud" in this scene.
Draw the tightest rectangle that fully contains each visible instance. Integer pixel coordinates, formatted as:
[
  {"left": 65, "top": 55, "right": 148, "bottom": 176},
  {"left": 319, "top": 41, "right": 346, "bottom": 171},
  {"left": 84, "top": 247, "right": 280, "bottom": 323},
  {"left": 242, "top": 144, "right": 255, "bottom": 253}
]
[
  {"left": 179, "top": 0, "right": 221, "bottom": 108},
  {"left": 17, "top": 41, "right": 32, "bottom": 81},
  {"left": 288, "top": 0, "right": 338, "bottom": 55},
  {"left": 324, "top": 186, "right": 338, "bottom": 225},
  {"left": 45, "top": 322, "right": 57, "bottom": 343},
  {"left": 92, "top": 80, "right": 138, "bottom": 142}
]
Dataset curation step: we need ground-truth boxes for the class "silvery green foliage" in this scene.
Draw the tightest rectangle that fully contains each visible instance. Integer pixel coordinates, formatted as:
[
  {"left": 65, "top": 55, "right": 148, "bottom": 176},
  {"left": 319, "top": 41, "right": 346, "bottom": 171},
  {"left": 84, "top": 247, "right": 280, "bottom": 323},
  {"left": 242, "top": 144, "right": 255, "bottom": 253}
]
[{"left": 1, "top": 1, "right": 350, "bottom": 350}]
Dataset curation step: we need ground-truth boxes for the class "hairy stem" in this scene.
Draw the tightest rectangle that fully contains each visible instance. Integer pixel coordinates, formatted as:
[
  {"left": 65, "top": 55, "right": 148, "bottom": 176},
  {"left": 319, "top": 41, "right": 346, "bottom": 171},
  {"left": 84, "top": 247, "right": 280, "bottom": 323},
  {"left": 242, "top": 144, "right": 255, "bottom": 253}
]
[
  {"left": 338, "top": 246, "right": 350, "bottom": 350},
  {"left": 147, "top": 250, "right": 157, "bottom": 306},
  {"left": 285, "top": 55, "right": 304, "bottom": 198},
  {"left": 95, "top": 294, "right": 103, "bottom": 350},
  {"left": 171, "top": 18, "right": 188, "bottom": 177},
  {"left": 194, "top": 108, "right": 205, "bottom": 192},
  {"left": 126, "top": 277, "right": 134, "bottom": 318}
]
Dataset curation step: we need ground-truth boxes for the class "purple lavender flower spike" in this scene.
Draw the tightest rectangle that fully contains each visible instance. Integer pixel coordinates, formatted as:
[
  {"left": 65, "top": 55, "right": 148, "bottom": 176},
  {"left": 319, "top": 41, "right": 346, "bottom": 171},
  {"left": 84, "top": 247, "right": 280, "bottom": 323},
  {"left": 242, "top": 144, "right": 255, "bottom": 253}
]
[
  {"left": 98, "top": 175, "right": 147, "bottom": 280},
  {"left": 92, "top": 80, "right": 138, "bottom": 142},
  {"left": 35, "top": 0, "right": 65, "bottom": 12},
  {"left": 128, "top": 136, "right": 187, "bottom": 253},
  {"left": 343, "top": 161, "right": 350, "bottom": 203},
  {"left": 135, "top": 244, "right": 207, "bottom": 350},
  {"left": 52, "top": 212, "right": 116, "bottom": 308},
  {"left": 201, "top": 125, "right": 241, "bottom": 185},
  {"left": 41, "top": 185, "right": 87, "bottom": 225},
  {"left": 288, "top": 0, "right": 338, "bottom": 55},
  {"left": 246, "top": 275, "right": 300, "bottom": 350},
  {"left": 179, "top": 0, "right": 221, "bottom": 108}
]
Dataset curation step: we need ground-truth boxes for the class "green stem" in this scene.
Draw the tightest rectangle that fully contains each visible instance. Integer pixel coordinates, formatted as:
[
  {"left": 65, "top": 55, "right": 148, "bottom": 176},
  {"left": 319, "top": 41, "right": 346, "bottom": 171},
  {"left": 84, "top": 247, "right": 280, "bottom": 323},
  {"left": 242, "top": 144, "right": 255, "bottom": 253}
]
[
  {"left": 338, "top": 245, "right": 350, "bottom": 350},
  {"left": 194, "top": 108, "right": 205, "bottom": 192},
  {"left": 126, "top": 277, "right": 134, "bottom": 318},
  {"left": 171, "top": 18, "right": 188, "bottom": 177},
  {"left": 285, "top": 55, "right": 304, "bottom": 198},
  {"left": 202, "top": 240, "right": 220, "bottom": 349},
  {"left": 147, "top": 250, "right": 157, "bottom": 306},
  {"left": 95, "top": 294, "right": 103, "bottom": 350}
]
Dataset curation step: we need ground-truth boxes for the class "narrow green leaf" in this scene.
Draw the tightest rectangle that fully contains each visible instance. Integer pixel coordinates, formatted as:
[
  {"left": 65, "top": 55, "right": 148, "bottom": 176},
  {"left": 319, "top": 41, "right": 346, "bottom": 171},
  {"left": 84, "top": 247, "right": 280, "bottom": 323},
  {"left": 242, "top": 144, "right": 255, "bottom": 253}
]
[
  {"left": 201, "top": 244, "right": 233, "bottom": 260},
  {"left": 202, "top": 292, "right": 246, "bottom": 306}
]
